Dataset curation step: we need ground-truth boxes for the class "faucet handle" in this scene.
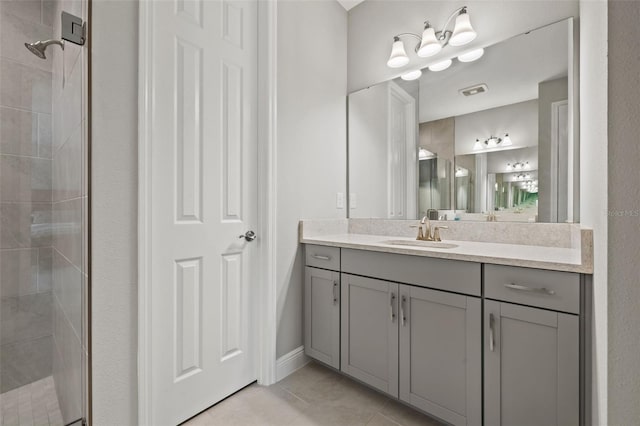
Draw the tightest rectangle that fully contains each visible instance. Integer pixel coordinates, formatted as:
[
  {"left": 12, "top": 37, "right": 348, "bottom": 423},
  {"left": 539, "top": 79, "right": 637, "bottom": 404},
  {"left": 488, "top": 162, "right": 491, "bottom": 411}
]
[
  {"left": 410, "top": 225, "right": 425, "bottom": 240},
  {"left": 432, "top": 226, "right": 449, "bottom": 242}
]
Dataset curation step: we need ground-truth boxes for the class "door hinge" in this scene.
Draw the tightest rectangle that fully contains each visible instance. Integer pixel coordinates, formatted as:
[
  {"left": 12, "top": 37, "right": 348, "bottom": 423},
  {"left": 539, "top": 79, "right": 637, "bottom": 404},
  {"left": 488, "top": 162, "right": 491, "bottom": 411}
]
[{"left": 61, "top": 11, "right": 86, "bottom": 46}]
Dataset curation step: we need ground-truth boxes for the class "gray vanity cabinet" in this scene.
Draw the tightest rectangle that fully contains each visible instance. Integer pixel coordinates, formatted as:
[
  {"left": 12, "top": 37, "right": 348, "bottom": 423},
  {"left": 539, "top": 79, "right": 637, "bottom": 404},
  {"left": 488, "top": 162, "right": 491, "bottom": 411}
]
[
  {"left": 484, "top": 300, "right": 579, "bottom": 426},
  {"left": 304, "top": 267, "right": 340, "bottom": 369},
  {"left": 399, "top": 286, "right": 482, "bottom": 426},
  {"left": 340, "top": 274, "right": 399, "bottom": 397}
]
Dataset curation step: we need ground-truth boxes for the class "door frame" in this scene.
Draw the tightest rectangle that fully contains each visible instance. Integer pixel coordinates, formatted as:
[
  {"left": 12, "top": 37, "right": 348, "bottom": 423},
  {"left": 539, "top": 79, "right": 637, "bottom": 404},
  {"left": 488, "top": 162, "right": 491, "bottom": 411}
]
[{"left": 136, "top": 0, "right": 278, "bottom": 424}]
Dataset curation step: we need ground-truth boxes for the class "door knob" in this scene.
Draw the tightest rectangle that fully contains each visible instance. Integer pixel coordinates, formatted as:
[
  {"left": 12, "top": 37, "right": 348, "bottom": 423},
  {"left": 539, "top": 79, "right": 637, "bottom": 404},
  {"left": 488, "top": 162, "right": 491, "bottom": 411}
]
[{"left": 238, "top": 230, "right": 257, "bottom": 242}]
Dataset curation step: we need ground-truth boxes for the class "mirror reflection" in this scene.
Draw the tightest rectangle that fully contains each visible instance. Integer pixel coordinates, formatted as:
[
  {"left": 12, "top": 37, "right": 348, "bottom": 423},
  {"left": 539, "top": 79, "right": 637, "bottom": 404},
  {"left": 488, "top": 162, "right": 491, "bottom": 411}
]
[{"left": 348, "top": 19, "right": 577, "bottom": 223}]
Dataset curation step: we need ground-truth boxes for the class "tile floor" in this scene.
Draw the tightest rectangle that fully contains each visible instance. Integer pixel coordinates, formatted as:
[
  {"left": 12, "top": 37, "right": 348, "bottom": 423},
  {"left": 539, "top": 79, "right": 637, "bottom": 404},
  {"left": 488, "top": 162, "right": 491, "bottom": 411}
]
[
  {"left": 185, "top": 361, "right": 445, "bottom": 426},
  {"left": 0, "top": 376, "right": 63, "bottom": 426}
]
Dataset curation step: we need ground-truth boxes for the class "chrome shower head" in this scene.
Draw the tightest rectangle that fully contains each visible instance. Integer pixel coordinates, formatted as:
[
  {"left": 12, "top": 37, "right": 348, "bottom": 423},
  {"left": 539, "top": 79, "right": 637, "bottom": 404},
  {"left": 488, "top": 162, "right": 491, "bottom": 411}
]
[{"left": 24, "top": 39, "right": 64, "bottom": 60}]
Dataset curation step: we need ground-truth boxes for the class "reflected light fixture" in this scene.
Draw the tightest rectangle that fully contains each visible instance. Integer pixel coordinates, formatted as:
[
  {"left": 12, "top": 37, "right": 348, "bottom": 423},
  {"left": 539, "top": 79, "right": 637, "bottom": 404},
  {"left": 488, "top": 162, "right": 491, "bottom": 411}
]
[
  {"left": 428, "top": 59, "right": 452, "bottom": 72},
  {"left": 473, "top": 133, "right": 514, "bottom": 150},
  {"left": 458, "top": 48, "right": 484, "bottom": 63},
  {"left": 386, "top": 6, "right": 477, "bottom": 69},
  {"left": 419, "top": 147, "right": 436, "bottom": 160},
  {"left": 401, "top": 69, "right": 422, "bottom": 81}
]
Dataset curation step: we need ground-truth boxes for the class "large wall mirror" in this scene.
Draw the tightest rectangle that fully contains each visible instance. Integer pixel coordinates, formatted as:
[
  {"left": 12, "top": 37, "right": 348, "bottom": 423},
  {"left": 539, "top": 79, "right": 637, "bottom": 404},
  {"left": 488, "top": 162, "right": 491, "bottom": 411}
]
[{"left": 348, "top": 18, "right": 578, "bottom": 223}]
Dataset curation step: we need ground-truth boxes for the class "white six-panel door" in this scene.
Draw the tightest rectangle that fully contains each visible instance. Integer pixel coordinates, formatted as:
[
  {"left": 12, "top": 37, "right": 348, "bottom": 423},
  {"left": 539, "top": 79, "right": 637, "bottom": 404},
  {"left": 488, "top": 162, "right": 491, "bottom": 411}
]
[{"left": 147, "top": 0, "right": 258, "bottom": 424}]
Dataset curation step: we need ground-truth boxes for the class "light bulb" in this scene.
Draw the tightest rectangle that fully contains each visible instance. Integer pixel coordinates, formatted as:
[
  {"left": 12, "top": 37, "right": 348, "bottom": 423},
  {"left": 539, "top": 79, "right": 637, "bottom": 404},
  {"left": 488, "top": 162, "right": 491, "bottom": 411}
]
[
  {"left": 449, "top": 9, "right": 477, "bottom": 46},
  {"left": 487, "top": 136, "right": 498, "bottom": 148},
  {"left": 473, "top": 139, "right": 483, "bottom": 150},
  {"left": 417, "top": 26, "right": 442, "bottom": 58},
  {"left": 428, "top": 59, "right": 452, "bottom": 72},
  {"left": 458, "top": 48, "right": 484, "bottom": 63},
  {"left": 502, "top": 133, "right": 513, "bottom": 146},
  {"left": 401, "top": 69, "right": 422, "bottom": 81},
  {"left": 387, "top": 37, "right": 409, "bottom": 68},
  {"left": 506, "top": 163, "right": 512, "bottom": 171}
]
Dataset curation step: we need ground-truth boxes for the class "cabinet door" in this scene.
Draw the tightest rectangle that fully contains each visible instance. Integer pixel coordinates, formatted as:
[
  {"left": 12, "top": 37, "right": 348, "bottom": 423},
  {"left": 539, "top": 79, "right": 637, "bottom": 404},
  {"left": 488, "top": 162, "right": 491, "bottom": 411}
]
[
  {"left": 484, "top": 300, "right": 579, "bottom": 426},
  {"left": 304, "top": 267, "right": 340, "bottom": 369},
  {"left": 399, "top": 285, "right": 481, "bottom": 426},
  {"left": 341, "top": 274, "right": 399, "bottom": 397}
]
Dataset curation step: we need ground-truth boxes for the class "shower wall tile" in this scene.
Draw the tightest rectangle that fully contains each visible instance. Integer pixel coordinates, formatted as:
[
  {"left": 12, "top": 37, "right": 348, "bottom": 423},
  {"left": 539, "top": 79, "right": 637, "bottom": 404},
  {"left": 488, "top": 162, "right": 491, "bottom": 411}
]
[
  {"left": 52, "top": 124, "right": 82, "bottom": 201},
  {"left": 52, "top": 293, "right": 82, "bottom": 422},
  {"left": 0, "top": 292, "right": 52, "bottom": 345},
  {"left": 0, "top": 335, "right": 52, "bottom": 393},
  {"left": 42, "top": 0, "right": 55, "bottom": 27},
  {"left": 0, "top": 248, "right": 38, "bottom": 298},
  {"left": 0, "top": 8, "right": 53, "bottom": 72},
  {"left": 61, "top": 55, "right": 83, "bottom": 143},
  {"left": 0, "top": 155, "right": 52, "bottom": 202},
  {"left": 52, "top": 198, "right": 83, "bottom": 268},
  {"left": 0, "top": 59, "right": 52, "bottom": 113},
  {"left": 37, "top": 247, "right": 53, "bottom": 292},
  {"left": 0, "top": 0, "right": 44, "bottom": 26},
  {"left": 52, "top": 250, "right": 82, "bottom": 341},
  {"left": 37, "top": 113, "right": 53, "bottom": 158},
  {"left": 0, "top": 106, "right": 38, "bottom": 156},
  {"left": 0, "top": 202, "right": 52, "bottom": 249}
]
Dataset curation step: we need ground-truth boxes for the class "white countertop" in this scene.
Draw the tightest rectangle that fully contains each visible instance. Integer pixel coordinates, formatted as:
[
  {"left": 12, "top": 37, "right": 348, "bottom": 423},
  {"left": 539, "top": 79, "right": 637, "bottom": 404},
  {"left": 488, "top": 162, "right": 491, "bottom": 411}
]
[{"left": 301, "top": 233, "right": 592, "bottom": 274}]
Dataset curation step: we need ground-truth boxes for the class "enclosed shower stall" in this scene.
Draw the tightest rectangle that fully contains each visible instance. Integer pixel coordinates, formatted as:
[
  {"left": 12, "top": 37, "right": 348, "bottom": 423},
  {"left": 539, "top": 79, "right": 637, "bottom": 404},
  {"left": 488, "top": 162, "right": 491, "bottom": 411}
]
[{"left": 0, "top": 0, "right": 88, "bottom": 424}]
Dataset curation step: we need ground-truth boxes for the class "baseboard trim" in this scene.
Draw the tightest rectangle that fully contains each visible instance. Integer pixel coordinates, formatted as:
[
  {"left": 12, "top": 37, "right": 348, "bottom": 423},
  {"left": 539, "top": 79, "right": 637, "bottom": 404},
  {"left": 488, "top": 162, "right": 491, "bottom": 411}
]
[{"left": 275, "top": 346, "right": 309, "bottom": 382}]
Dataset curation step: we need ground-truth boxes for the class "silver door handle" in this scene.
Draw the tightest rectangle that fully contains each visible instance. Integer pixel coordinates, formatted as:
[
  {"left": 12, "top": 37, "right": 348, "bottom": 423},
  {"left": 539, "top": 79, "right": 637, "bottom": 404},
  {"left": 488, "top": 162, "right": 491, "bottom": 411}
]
[
  {"left": 390, "top": 293, "right": 396, "bottom": 322},
  {"left": 311, "top": 254, "right": 331, "bottom": 261},
  {"left": 489, "top": 313, "right": 495, "bottom": 352},
  {"left": 400, "top": 295, "right": 407, "bottom": 326},
  {"left": 504, "top": 283, "right": 556, "bottom": 295},
  {"left": 333, "top": 281, "right": 338, "bottom": 305},
  {"left": 238, "top": 230, "right": 257, "bottom": 242}
]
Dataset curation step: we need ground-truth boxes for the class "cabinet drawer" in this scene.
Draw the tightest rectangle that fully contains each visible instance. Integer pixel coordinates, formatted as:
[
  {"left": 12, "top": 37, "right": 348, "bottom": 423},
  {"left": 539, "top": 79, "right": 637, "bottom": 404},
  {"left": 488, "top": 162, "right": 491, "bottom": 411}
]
[
  {"left": 484, "top": 265, "right": 580, "bottom": 314},
  {"left": 341, "top": 249, "right": 481, "bottom": 296},
  {"left": 305, "top": 244, "right": 340, "bottom": 271}
]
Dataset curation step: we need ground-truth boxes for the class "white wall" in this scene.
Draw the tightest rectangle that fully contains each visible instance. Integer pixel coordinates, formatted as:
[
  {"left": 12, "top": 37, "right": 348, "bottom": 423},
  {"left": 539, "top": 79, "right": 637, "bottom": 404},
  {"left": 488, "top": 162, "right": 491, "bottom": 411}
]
[
  {"left": 91, "top": 0, "right": 139, "bottom": 424},
  {"left": 276, "top": 0, "right": 347, "bottom": 358},
  {"left": 347, "top": 0, "right": 579, "bottom": 92},
  {"left": 578, "top": 1, "right": 607, "bottom": 424},
  {"left": 607, "top": 1, "right": 640, "bottom": 424}
]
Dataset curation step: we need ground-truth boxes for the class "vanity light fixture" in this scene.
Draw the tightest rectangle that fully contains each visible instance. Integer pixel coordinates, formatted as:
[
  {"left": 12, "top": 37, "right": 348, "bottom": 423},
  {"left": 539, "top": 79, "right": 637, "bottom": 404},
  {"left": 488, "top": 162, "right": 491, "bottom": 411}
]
[
  {"left": 455, "top": 167, "right": 469, "bottom": 177},
  {"left": 507, "top": 161, "right": 529, "bottom": 171},
  {"left": 473, "top": 133, "right": 513, "bottom": 150},
  {"left": 419, "top": 147, "right": 436, "bottom": 160},
  {"left": 401, "top": 69, "right": 423, "bottom": 81},
  {"left": 386, "top": 6, "right": 477, "bottom": 69}
]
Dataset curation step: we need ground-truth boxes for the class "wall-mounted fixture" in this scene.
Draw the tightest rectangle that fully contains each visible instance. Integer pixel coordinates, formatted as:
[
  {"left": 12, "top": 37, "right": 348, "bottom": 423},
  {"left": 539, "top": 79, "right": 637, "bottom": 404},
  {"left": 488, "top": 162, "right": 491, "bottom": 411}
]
[
  {"left": 401, "top": 69, "right": 423, "bottom": 81},
  {"left": 388, "top": 6, "right": 478, "bottom": 69},
  {"left": 515, "top": 173, "right": 532, "bottom": 180},
  {"left": 419, "top": 148, "right": 436, "bottom": 160},
  {"left": 455, "top": 167, "right": 469, "bottom": 177},
  {"left": 472, "top": 133, "right": 513, "bottom": 150},
  {"left": 24, "top": 12, "right": 85, "bottom": 60},
  {"left": 506, "top": 161, "right": 530, "bottom": 171}
]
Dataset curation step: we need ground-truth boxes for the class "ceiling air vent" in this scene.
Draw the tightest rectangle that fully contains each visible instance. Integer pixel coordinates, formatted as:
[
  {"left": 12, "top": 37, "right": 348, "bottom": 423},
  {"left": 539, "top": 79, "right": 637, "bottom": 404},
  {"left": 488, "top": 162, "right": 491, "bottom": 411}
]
[{"left": 459, "top": 84, "right": 488, "bottom": 97}]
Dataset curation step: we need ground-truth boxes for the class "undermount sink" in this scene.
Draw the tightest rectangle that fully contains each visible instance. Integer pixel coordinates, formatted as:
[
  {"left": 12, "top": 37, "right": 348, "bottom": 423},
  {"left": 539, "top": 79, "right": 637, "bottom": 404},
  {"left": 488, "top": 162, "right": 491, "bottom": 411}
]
[{"left": 382, "top": 240, "right": 459, "bottom": 249}]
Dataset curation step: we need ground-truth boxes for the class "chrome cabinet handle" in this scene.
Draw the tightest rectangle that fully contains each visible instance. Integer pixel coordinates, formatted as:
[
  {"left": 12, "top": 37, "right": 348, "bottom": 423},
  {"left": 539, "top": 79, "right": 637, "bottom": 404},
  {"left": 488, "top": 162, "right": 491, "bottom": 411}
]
[
  {"left": 401, "top": 295, "right": 407, "bottom": 326},
  {"left": 311, "top": 254, "right": 331, "bottom": 261},
  {"left": 238, "top": 230, "right": 257, "bottom": 242},
  {"left": 390, "top": 293, "right": 396, "bottom": 322},
  {"left": 333, "top": 281, "right": 338, "bottom": 305},
  {"left": 489, "top": 313, "right": 495, "bottom": 352},
  {"left": 504, "top": 283, "right": 556, "bottom": 295}
]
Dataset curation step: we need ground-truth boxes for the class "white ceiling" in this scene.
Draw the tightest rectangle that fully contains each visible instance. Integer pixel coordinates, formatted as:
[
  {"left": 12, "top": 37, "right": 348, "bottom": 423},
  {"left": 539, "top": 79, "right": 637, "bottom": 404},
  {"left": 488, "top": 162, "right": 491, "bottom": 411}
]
[
  {"left": 417, "top": 19, "right": 569, "bottom": 123},
  {"left": 337, "top": 0, "right": 366, "bottom": 11}
]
